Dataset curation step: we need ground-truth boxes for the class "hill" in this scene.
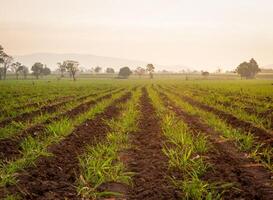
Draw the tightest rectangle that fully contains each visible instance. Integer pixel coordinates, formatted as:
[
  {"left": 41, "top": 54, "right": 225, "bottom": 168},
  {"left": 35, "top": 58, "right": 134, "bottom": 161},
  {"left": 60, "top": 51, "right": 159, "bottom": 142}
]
[{"left": 13, "top": 53, "right": 149, "bottom": 71}]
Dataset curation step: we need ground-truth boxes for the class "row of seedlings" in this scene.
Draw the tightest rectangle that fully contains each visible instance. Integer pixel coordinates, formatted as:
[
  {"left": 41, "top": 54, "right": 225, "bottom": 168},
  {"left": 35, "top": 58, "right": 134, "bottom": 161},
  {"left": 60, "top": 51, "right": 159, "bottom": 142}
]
[
  {"left": 148, "top": 86, "right": 222, "bottom": 199},
  {"left": 77, "top": 88, "right": 141, "bottom": 199}
]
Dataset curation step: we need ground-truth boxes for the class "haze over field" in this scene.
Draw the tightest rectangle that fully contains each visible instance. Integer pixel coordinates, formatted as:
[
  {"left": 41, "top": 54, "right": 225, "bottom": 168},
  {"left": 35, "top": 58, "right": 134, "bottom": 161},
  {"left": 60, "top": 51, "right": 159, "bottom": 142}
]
[
  {"left": 13, "top": 53, "right": 190, "bottom": 72},
  {"left": 1, "top": 0, "right": 273, "bottom": 71}
]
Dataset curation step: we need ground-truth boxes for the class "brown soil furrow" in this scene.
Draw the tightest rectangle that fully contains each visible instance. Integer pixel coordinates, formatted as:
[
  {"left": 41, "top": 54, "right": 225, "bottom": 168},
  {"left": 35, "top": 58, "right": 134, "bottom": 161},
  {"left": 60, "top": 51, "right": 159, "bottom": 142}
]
[
  {"left": 1, "top": 91, "right": 132, "bottom": 200},
  {"left": 163, "top": 87, "right": 273, "bottom": 146},
  {"left": 159, "top": 91, "right": 273, "bottom": 200},
  {"left": 0, "top": 88, "right": 122, "bottom": 162},
  {"left": 126, "top": 88, "right": 180, "bottom": 200}
]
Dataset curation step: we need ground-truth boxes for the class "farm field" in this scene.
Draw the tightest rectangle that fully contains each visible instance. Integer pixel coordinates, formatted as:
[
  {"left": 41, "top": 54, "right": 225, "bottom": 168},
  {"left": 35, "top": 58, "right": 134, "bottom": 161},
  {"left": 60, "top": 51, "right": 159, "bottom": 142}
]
[{"left": 0, "top": 79, "right": 272, "bottom": 200}]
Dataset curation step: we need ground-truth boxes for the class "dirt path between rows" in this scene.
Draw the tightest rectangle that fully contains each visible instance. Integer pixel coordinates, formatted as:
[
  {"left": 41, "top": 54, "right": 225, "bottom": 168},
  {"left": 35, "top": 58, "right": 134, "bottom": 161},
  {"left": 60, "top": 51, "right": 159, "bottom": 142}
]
[
  {"left": 0, "top": 88, "right": 122, "bottom": 162},
  {"left": 0, "top": 91, "right": 132, "bottom": 200},
  {"left": 159, "top": 91, "right": 273, "bottom": 199},
  {"left": 125, "top": 88, "right": 180, "bottom": 200}
]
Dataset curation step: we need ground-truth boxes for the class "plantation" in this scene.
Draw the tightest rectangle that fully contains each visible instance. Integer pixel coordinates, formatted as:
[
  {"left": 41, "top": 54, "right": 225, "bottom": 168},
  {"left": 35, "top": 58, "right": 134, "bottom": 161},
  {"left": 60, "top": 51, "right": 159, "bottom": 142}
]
[{"left": 0, "top": 79, "right": 272, "bottom": 200}]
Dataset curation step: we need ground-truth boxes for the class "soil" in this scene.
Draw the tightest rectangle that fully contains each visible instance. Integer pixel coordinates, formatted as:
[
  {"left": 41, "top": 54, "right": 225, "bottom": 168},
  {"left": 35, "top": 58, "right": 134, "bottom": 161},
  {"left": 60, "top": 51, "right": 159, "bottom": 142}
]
[
  {"left": 0, "top": 89, "right": 123, "bottom": 162},
  {"left": 159, "top": 91, "right": 273, "bottom": 200},
  {"left": 125, "top": 88, "right": 180, "bottom": 200},
  {"left": 0, "top": 91, "right": 132, "bottom": 200}
]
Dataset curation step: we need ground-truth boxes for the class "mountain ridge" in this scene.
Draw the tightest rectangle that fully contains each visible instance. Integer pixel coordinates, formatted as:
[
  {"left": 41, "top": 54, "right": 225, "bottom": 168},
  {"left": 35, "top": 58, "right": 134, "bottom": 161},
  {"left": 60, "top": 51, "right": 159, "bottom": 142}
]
[{"left": 13, "top": 53, "right": 190, "bottom": 72}]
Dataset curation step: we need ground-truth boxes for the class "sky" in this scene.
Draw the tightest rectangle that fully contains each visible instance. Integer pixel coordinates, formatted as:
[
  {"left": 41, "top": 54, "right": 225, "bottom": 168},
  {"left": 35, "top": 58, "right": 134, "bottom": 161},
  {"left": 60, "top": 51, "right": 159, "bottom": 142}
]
[{"left": 1, "top": 0, "right": 273, "bottom": 71}]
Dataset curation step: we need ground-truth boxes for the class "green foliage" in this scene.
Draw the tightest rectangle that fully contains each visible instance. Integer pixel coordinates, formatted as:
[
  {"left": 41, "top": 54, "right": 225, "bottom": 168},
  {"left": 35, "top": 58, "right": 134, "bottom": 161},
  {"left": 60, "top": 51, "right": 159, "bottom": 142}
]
[
  {"left": 4, "top": 194, "right": 22, "bottom": 200},
  {"left": 31, "top": 62, "right": 44, "bottom": 79},
  {"left": 118, "top": 67, "right": 132, "bottom": 78},
  {"left": 236, "top": 58, "right": 261, "bottom": 79},
  {"left": 174, "top": 174, "right": 222, "bottom": 200},
  {"left": 106, "top": 67, "right": 115, "bottom": 74},
  {"left": 42, "top": 66, "right": 51, "bottom": 76},
  {"left": 146, "top": 63, "right": 155, "bottom": 78}
]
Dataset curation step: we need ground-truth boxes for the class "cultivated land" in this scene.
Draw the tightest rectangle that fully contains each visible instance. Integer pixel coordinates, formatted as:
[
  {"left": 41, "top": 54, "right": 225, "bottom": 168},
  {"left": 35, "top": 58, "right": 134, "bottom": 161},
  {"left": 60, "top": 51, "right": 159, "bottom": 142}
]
[{"left": 0, "top": 79, "right": 272, "bottom": 200}]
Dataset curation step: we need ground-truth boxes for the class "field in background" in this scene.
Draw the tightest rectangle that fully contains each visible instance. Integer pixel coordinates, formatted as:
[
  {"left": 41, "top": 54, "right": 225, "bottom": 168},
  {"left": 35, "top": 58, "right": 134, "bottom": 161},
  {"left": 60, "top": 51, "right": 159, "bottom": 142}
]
[
  {"left": 0, "top": 78, "right": 272, "bottom": 199},
  {"left": 3, "top": 71, "right": 273, "bottom": 80}
]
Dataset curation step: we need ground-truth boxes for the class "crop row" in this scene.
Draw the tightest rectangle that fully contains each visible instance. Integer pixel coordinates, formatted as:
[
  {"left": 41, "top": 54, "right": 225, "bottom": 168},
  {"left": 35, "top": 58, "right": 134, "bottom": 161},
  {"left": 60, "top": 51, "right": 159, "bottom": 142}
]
[{"left": 165, "top": 84, "right": 273, "bottom": 130}]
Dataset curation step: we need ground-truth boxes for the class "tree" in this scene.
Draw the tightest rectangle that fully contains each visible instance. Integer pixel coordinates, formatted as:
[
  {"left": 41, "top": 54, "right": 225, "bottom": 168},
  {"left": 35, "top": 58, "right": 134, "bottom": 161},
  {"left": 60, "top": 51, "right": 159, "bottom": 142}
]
[
  {"left": 0, "top": 45, "right": 13, "bottom": 80},
  {"left": 134, "top": 67, "right": 145, "bottom": 78},
  {"left": 31, "top": 62, "right": 44, "bottom": 79},
  {"left": 94, "top": 66, "right": 102, "bottom": 73},
  {"left": 2, "top": 55, "right": 13, "bottom": 80},
  {"left": 11, "top": 62, "right": 22, "bottom": 80},
  {"left": 236, "top": 58, "right": 260, "bottom": 79},
  {"left": 201, "top": 71, "right": 209, "bottom": 77},
  {"left": 20, "top": 66, "right": 29, "bottom": 79},
  {"left": 146, "top": 63, "right": 155, "bottom": 79},
  {"left": 215, "top": 67, "right": 222, "bottom": 73},
  {"left": 118, "top": 67, "right": 132, "bottom": 79},
  {"left": 42, "top": 66, "right": 51, "bottom": 76},
  {"left": 0, "top": 68, "right": 4, "bottom": 80},
  {"left": 64, "top": 60, "right": 79, "bottom": 81},
  {"left": 0, "top": 45, "right": 4, "bottom": 63},
  {"left": 106, "top": 67, "right": 115, "bottom": 74},
  {"left": 57, "top": 62, "right": 66, "bottom": 77},
  {"left": 0, "top": 45, "right": 6, "bottom": 80}
]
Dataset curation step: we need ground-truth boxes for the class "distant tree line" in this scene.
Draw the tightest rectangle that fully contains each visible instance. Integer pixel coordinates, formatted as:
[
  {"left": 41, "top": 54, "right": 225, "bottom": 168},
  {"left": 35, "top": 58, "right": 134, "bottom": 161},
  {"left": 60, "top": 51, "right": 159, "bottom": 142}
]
[
  {"left": 55, "top": 60, "right": 156, "bottom": 80},
  {"left": 1, "top": 44, "right": 264, "bottom": 81},
  {"left": 0, "top": 45, "right": 52, "bottom": 80}
]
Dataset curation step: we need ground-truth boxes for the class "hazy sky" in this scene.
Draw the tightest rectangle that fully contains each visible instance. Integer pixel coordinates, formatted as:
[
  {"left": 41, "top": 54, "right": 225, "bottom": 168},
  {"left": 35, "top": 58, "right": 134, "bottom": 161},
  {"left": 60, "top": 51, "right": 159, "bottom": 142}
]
[{"left": 1, "top": 0, "right": 273, "bottom": 71}]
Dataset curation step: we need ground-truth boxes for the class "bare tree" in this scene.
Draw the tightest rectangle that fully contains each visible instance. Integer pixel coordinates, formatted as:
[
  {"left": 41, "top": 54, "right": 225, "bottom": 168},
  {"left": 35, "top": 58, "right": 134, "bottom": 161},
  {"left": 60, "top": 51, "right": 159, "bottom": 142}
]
[
  {"left": 11, "top": 62, "right": 22, "bottom": 80},
  {"left": 64, "top": 60, "right": 79, "bottom": 81},
  {"left": 57, "top": 62, "right": 66, "bottom": 77},
  {"left": 0, "top": 46, "right": 13, "bottom": 80},
  {"left": 135, "top": 66, "right": 145, "bottom": 78},
  {"left": 146, "top": 63, "right": 155, "bottom": 79},
  {"left": 21, "top": 66, "right": 29, "bottom": 79}
]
